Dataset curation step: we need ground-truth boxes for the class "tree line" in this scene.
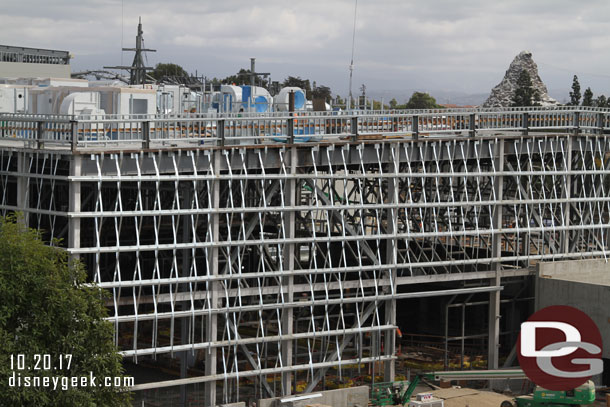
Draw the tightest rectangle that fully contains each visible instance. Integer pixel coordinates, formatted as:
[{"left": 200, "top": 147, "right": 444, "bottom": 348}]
[
  {"left": 151, "top": 62, "right": 442, "bottom": 109},
  {"left": 567, "top": 75, "right": 608, "bottom": 107},
  {"left": 511, "top": 70, "right": 609, "bottom": 108}
]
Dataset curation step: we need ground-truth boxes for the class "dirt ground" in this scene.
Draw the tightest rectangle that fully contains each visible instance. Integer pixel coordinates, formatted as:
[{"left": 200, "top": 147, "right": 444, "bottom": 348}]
[{"left": 430, "top": 387, "right": 513, "bottom": 407}]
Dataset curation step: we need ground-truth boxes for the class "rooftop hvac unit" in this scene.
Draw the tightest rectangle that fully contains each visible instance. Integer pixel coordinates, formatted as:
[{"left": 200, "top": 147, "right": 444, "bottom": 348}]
[
  {"left": 220, "top": 85, "right": 242, "bottom": 112},
  {"left": 241, "top": 85, "right": 271, "bottom": 112},
  {"left": 274, "top": 87, "right": 306, "bottom": 111},
  {"left": 59, "top": 92, "right": 105, "bottom": 116}
]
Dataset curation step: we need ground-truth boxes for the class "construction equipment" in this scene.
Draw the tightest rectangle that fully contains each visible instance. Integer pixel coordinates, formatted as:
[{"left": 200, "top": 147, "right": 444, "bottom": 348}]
[
  {"left": 371, "top": 379, "right": 419, "bottom": 406},
  {"left": 501, "top": 380, "right": 596, "bottom": 407},
  {"left": 372, "top": 370, "right": 526, "bottom": 406},
  {"left": 371, "top": 370, "right": 596, "bottom": 407}
]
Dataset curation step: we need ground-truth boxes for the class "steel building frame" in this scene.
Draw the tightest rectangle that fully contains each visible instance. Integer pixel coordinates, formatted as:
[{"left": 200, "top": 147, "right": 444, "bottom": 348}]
[{"left": 1, "top": 107, "right": 609, "bottom": 405}]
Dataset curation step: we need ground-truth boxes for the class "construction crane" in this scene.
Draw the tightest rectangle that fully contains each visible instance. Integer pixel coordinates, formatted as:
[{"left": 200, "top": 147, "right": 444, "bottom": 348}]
[{"left": 371, "top": 370, "right": 595, "bottom": 407}]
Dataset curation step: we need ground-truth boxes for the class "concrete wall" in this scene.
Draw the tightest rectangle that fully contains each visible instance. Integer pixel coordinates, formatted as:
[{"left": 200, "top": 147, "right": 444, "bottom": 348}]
[
  {"left": 538, "top": 259, "right": 610, "bottom": 283},
  {"left": 257, "top": 386, "right": 369, "bottom": 407},
  {"left": 537, "top": 259, "right": 610, "bottom": 359},
  {"left": 0, "top": 62, "right": 70, "bottom": 79}
]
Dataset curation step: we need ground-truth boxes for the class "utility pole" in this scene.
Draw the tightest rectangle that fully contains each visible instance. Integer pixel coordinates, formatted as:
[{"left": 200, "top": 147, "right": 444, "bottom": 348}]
[
  {"left": 360, "top": 83, "right": 366, "bottom": 110},
  {"left": 239, "top": 58, "right": 270, "bottom": 87}
]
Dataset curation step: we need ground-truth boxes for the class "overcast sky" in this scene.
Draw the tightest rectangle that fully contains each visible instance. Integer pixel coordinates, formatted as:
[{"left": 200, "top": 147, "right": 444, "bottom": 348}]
[{"left": 2, "top": 0, "right": 610, "bottom": 101}]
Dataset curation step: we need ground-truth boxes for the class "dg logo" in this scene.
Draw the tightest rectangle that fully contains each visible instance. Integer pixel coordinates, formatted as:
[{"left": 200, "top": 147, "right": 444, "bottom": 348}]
[{"left": 518, "top": 305, "right": 603, "bottom": 391}]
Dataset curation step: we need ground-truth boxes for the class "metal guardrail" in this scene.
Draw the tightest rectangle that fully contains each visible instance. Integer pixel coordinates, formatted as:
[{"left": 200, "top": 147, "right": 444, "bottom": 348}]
[{"left": 0, "top": 107, "right": 608, "bottom": 151}]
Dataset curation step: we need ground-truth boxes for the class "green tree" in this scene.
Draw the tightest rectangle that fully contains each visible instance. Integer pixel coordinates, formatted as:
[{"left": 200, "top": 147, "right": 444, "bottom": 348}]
[
  {"left": 150, "top": 63, "right": 189, "bottom": 80},
  {"left": 511, "top": 70, "right": 541, "bottom": 107},
  {"left": 0, "top": 214, "right": 131, "bottom": 406},
  {"left": 582, "top": 87, "right": 594, "bottom": 106},
  {"left": 372, "top": 100, "right": 388, "bottom": 110},
  {"left": 312, "top": 85, "right": 332, "bottom": 102},
  {"left": 221, "top": 69, "right": 254, "bottom": 86},
  {"left": 569, "top": 75, "right": 581, "bottom": 106},
  {"left": 405, "top": 92, "right": 440, "bottom": 109},
  {"left": 595, "top": 95, "right": 607, "bottom": 108},
  {"left": 282, "top": 76, "right": 312, "bottom": 97},
  {"left": 389, "top": 98, "right": 398, "bottom": 109}
]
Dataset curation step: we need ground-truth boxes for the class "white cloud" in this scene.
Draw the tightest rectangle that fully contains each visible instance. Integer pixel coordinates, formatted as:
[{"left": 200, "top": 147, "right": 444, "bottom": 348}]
[{"left": 1, "top": 0, "right": 609, "bottom": 97}]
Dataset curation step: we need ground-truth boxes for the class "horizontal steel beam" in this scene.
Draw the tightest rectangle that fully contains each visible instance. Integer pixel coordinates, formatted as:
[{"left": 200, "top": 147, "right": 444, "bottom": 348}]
[
  {"left": 96, "top": 268, "right": 532, "bottom": 290},
  {"left": 66, "top": 195, "right": 610, "bottom": 219},
  {"left": 67, "top": 169, "right": 610, "bottom": 183},
  {"left": 106, "top": 286, "right": 502, "bottom": 323},
  {"left": 69, "top": 224, "right": 610, "bottom": 254},
  {"left": 119, "top": 324, "right": 396, "bottom": 357},
  {"left": 430, "top": 369, "right": 526, "bottom": 381},
  {"left": 129, "top": 355, "right": 395, "bottom": 391}
]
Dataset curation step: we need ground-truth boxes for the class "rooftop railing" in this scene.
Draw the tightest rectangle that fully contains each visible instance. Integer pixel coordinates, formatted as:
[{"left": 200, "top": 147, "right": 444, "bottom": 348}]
[{"left": 0, "top": 107, "right": 608, "bottom": 151}]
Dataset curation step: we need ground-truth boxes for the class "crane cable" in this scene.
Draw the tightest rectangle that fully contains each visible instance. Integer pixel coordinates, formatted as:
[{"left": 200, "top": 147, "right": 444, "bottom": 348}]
[
  {"left": 348, "top": 0, "right": 358, "bottom": 109},
  {"left": 121, "top": 0, "right": 124, "bottom": 66}
]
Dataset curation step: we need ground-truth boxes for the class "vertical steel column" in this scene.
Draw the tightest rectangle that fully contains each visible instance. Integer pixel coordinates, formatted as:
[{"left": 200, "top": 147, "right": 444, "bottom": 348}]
[
  {"left": 412, "top": 115, "right": 419, "bottom": 140},
  {"left": 16, "top": 152, "right": 28, "bottom": 225},
  {"left": 142, "top": 121, "right": 150, "bottom": 149},
  {"left": 180, "top": 186, "right": 192, "bottom": 407},
  {"left": 68, "top": 155, "right": 81, "bottom": 260},
  {"left": 205, "top": 150, "right": 221, "bottom": 407},
  {"left": 573, "top": 111, "right": 580, "bottom": 136},
  {"left": 281, "top": 146, "right": 296, "bottom": 395},
  {"left": 488, "top": 139, "right": 504, "bottom": 370},
  {"left": 288, "top": 92, "right": 295, "bottom": 144},
  {"left": 562, "top": 136, "right": 573, "bottom": 254},
  {"left": 444, "top": 295, "right": 457, "bottom": 370},
  {"left": 384, "top": 144, "right": 399, "bottom": 381},
  {"left": 522, "top": 112, "right": 529, "bottom": 136},
  {"left": 351, "top": 116, "right": 359, "bottom": 141},
  {"left": 597, "top": 112, "right": 605, "bottom": 135},
  {"left": 36, "top": 121, "right": 44, "bottom": 149},
  {"left": 70, "top": 120, "right": 78, "bottom": 152},
  {"left": 469, "top": 113, "right": 476, "bottom": 137}
]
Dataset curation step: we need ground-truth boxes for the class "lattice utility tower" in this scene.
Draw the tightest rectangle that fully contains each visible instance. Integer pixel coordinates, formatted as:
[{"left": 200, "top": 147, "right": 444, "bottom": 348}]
[{"left": 105, "top": 17, "right": 156, "bottom": 85}]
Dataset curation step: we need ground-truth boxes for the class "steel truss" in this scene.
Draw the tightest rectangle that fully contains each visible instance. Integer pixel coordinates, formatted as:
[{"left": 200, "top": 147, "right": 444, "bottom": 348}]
[{"left": 2, "top": 109, "right": 610, "bottom": 404}]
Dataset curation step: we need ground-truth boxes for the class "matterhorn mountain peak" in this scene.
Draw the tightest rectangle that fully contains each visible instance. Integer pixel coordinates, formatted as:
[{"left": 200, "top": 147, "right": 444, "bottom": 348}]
[{"left": 483, "top": 51, "right": 557, "bottom": 107}]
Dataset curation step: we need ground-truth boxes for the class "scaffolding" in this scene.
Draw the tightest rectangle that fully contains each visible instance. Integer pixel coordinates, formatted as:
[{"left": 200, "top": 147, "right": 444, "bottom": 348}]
[{"left": 1, "top": 106, "right": 609, "bottom": 405}]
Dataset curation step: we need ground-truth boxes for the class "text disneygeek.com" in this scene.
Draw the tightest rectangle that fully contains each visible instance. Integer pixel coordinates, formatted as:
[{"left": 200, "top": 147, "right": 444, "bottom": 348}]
[
  {"left": 9, "top": 354, "right": 133, "bottom": 390},
  {"left": 9, "top": 372, "right": 134, "bottom": 391}
]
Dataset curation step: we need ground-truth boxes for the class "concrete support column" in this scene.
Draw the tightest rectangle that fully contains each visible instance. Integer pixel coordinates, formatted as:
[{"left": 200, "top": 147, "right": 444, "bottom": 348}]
[
  {"left": 205, "top": 150, "right": 221, "bottom": 407},
  {"left": 488, "top": 138, "right": 504, "bottom": 370},
  {"left": 384, "top": 144, "right": 399, "bottom": 381},
  {"left": 281, "top": 146, "right": 296, "bottom": 396},
  {"left": 68, "top": 155, "right": 81, "bottom": 260}
]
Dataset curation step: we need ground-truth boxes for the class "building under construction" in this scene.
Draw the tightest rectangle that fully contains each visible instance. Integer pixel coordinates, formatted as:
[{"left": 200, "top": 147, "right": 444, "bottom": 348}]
[{"left": 1, "top": 107, "right": 609, "bottom": 405}]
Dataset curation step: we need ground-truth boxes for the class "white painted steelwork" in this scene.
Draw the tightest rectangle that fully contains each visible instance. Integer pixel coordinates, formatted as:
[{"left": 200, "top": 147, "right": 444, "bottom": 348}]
[{"left": 1, "top": 106, "right": 609, "bottom": 405}]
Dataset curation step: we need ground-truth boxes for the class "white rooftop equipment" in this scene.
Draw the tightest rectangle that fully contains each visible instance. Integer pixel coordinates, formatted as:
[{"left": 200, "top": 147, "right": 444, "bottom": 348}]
[{"left": 274, "top": 86, "right": 306, "bottom": 111}]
